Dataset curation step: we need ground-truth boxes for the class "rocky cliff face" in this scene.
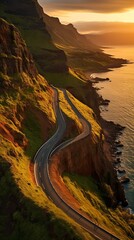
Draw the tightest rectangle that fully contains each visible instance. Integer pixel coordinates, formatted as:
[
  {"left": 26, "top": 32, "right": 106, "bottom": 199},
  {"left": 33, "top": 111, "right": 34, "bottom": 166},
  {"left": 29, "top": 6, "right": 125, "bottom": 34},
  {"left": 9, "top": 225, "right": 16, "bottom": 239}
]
[
  {"left": 50, "top": 130, "right": 127, "bottom": 207},
  {"left": 0, "top": 17, "right": 54, "bottom": 147},
  {"left": 0, "top": 18, "right": 38, "bottom": 79},
  {"left": 0, "top": 0, "right": 68, "bottom": 73},
  {"left": 0, "top": 17, "right": 94, "bottom": 240},
  {"left": 0, "top": 14, "right": 133, "bottom": 239},
  {"left": 43, "top": 13, "right": 98, "bottom": 51},
  {"left": 42, "top": 10, "right": 127, "bottom": 74}
]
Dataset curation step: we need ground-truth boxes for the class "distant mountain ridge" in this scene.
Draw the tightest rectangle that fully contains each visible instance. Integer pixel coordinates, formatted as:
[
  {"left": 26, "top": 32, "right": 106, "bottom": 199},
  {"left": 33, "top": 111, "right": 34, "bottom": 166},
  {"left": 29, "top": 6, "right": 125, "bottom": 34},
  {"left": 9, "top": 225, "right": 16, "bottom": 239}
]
[
  {"left": 39, "top": 10, "right": 127, "bottom": 73},
  {"left": 0, "top": 0, "right": 68, "bottom": 73},
  {"left": 0, "top": 0, "right": 126, "bottom": 75},
  {"left": 0, "top": 2, "right": 134, "bottom": 239},
  {"left": 43, "top": 13, "right": 98, "bottom": 51},
  {"left": 86, "top": 32, "right": 134, "bottom": 46}
]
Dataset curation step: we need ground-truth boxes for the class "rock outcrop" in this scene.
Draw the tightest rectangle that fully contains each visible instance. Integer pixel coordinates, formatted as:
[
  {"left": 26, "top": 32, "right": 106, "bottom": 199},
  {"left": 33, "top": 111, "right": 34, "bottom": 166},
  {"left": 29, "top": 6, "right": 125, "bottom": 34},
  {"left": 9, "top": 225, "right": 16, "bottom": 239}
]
[
  {"left": 0, "top": 5, "right": 133, "bottom": 239},
  {"left": 0, "top": 0, "right": 68, "bottom": 73},
  {"left": 50, "top": 131, "right": 127, "bottom": 207},
  {"left": 43, "top": 13, "right": 98, "bottom": 51},
  {"left": 0, "top": 18, "right": 38, "bottom": 78},
  {"left": 0, "top": 17, "right": 53, "bottom": 149}
]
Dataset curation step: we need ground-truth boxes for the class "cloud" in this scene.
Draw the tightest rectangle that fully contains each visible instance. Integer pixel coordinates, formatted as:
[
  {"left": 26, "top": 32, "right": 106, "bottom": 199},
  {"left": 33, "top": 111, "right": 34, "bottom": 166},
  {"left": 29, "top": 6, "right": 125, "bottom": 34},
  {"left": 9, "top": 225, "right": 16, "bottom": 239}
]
[
  {"left": 39, "top": 0, "right": 134, "bottom": 13},
  {"left": 74, "top": 21, "right": 134, "bottom": 33}
]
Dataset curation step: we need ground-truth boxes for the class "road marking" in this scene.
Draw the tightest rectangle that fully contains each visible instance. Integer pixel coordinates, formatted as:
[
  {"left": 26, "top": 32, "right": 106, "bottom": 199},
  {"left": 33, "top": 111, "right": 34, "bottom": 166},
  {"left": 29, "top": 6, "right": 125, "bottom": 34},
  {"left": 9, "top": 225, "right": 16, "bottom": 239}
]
[
  {"left": 34, "top": 88, "right": 118, "bottom": 240},
  {"left": 41, "top": 183, "right": 45, "bottom": 190}
]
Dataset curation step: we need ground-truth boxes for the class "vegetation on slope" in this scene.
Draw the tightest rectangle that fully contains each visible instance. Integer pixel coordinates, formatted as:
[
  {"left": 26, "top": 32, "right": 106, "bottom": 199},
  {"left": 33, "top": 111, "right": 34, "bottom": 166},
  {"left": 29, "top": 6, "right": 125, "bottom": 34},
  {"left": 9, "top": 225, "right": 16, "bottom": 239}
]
[
  {"left": 0, "top": 17, "right": 94, "bottom": 240},
  {"left": 67, "top": 91, "right": 101, "bottom": 140},
  {"left": 66, "top": 50, "right": 127, "bottom": 73},
  {"left": 57, "top": 88, "right": 101, "bottom": 143},
  {"left": 49, "top": 89, "right": 134, "bottom": 239},
  {"left": 43, "top": 13, "right": 97, "bottom": 51},
  {"left": 43, "top": 11, "right": 127, "bottom": 74},
  {"left": 63, "top": 173, "right": 134, "bottom": 240},
  {"left": 0, "top": 72, "right": 93, "bottom": 240},
  {"left": 0, "top": 0, "right": 68, "bottom": 73},
  {"left": 0, "top": 1, "right": 133, "bottom": 239},
  {"left": 44, "top": 68, "right": 89, "bottom": 105}
]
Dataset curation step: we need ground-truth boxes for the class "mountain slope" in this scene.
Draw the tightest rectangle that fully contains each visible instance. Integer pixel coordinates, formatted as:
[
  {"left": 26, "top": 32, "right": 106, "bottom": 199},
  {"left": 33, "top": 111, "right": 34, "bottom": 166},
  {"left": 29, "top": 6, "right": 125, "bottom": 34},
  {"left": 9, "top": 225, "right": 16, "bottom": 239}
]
[
  {"left": 41, "top": 12, "right": 127, "bottom": 74},
  {"left": 0, "top": 17, "right": 134, "bottom": 240},
  {"left": 0, "top": 17, "right": 91, "bottom": 240},
  {"left": 0, "top": 0, "right": 68, "bottom": 73},
  {"left": 87, "top": 32, "right": 134, "bottom": 46},
  {"left": 43, "top": 13, "right": 98, "bottom": 51}
]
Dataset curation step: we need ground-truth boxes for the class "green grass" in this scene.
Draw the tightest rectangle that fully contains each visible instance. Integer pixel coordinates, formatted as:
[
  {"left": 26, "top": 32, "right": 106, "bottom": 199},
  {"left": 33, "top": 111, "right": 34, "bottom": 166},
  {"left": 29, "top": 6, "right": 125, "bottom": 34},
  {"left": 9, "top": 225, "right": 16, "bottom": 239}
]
[
  {"left": 0, "top": 10, "right": 56, "bottom": 54},
  {"left": 0, "top": 5, "right": 132, "bottom": 239},
  {"left": 65, "top": 49, "right": 126, "bottom": 74},
  {"left": 63, "top": 173, "right": 134, "bottom": 240},
  {"left": 0, "top": 121, "right": 93, "bottom": 240},
  {"left": 23, "top": 111, "right": 43, "bottom": 157},
  {"left": 0, "top": 70, "right": 94, "bottom": 239},
  {"left": 0, "top": 151, "right": 85, "bottom": 240},
  {"left": 44, "top": 69, "right": 85, "bottom": 88},
  {"left": 21, "top": 29, "right": 56, "bottom": 54},
  {"left": 44, "top": 69, "right": 88, "bottom": 103},
  {"left": 0, "top": 3, "right": 63, "bottom": 74},
  {"left": 67, "top": 90, "right": 101, "bottom": 140}
]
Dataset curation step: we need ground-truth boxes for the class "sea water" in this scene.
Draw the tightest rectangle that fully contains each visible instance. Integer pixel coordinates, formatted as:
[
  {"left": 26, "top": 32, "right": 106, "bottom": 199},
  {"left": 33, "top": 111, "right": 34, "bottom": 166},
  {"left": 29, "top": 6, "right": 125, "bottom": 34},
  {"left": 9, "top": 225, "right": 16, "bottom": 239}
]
[{"left": 92, "top": 46, "right": 134, "bottom": 211}]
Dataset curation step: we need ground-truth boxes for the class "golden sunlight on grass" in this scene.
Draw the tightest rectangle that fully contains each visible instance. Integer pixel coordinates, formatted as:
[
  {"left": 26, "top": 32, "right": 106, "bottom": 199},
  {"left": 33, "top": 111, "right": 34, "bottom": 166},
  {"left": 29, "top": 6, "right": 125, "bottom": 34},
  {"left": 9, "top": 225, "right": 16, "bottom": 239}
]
[
  {"left": 67, "top": 91, "right": 102, "bottom": 142},
  {"left": 63, "top": 173, "right": 134, "bottom": 240},
  {"left": 58, "top": 89, "right": 82, "bottom": 132},
  {"left": 0, "top": 72, "right": 94, "bottom": 240},
  {"left": 0, "top": 136, "right": 94, "bottom": 240}
]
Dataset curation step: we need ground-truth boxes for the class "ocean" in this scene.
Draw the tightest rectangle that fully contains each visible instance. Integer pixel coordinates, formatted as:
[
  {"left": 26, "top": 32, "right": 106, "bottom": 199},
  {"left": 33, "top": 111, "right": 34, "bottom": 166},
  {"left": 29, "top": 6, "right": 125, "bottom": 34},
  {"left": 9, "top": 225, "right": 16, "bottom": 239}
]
[{"left": 92, "top": 46, "right": 134, "bottom": 211}]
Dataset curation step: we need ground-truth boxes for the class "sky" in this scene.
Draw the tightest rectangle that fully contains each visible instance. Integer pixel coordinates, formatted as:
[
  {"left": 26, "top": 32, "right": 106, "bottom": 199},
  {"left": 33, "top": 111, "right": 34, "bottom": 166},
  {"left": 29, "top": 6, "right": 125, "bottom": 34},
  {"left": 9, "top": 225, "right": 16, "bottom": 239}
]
[{"left": 38, "top": 0, "right": 134, "bottom": 33}]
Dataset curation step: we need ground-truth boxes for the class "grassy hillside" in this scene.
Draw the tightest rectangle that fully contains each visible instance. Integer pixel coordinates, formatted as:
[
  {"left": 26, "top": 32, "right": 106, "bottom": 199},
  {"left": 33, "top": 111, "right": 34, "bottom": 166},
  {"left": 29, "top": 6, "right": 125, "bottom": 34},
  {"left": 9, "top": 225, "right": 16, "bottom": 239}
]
[
  {"left": 0, "top": 17, "right": 95, "bottom": 240},
  {"left": 0, "top": 69, "right": 94, "bottom": 240},
  {"left": 43, "top": 12, "right": 127, "bottom": 74},
  {"left": 0, "top": 0, "right": 67, "bottom": 73},
  {"left": 43, "top": 13, "right": 97, "bottom": 51},
  {"left": 1, "top": 69, "right": 133, "bottom": 239},
  {"left": 50, "top": 89, "right": 134, "bottom": 239},
  {"left": 0, "top": 2, "right": 133, "bottom": 239},
  {"left": 63, "top": 173, "right": 134, "bottom": 240}
]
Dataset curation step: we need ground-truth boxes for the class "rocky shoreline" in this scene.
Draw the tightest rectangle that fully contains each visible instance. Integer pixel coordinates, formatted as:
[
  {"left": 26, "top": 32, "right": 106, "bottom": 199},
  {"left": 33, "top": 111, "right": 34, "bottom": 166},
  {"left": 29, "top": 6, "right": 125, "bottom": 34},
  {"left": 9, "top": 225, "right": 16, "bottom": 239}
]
[{"left": 92, "top": 77, "right": 130, "bottom": 206}]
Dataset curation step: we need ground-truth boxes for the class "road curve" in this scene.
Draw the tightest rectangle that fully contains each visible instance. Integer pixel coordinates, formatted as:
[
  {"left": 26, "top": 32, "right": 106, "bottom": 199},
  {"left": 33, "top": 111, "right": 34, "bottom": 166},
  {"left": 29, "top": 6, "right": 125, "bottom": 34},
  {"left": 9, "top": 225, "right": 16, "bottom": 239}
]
[{"left": 34, "top": 87, "right": 120, "bottom": 240}]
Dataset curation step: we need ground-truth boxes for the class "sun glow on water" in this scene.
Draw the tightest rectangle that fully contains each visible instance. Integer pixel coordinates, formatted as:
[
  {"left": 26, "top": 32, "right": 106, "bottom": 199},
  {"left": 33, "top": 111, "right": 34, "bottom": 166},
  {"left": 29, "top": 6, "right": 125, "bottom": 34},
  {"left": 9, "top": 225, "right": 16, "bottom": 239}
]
[{"left": 93, "top": 46, "right": 134, "bottom": 211}]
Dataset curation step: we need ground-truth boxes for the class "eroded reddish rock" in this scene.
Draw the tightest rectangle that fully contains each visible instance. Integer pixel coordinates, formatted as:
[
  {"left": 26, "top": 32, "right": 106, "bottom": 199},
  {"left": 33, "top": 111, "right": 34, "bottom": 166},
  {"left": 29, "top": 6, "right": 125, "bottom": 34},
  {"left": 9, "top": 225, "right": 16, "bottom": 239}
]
[
  {"left": 50, "top": 133, "right": 127, "bottom": 207},
  {"left": 0, "top": 18, "right": 38, "bottom": 78}
]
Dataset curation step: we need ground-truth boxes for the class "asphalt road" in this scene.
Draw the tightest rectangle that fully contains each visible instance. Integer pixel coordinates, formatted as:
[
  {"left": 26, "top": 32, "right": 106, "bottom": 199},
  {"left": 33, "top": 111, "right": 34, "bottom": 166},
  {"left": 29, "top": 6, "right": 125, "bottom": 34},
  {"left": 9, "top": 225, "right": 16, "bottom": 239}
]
[{"left": 34, "top": 87, "right": 120, "bottom": 240}]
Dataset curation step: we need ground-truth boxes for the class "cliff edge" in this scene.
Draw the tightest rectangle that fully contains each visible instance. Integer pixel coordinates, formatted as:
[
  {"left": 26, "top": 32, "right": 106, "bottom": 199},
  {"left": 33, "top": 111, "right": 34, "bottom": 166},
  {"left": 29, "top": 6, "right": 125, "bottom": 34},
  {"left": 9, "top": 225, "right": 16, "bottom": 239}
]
[{"left": 0, "top": 0, "right": 68, "bottom": 73}]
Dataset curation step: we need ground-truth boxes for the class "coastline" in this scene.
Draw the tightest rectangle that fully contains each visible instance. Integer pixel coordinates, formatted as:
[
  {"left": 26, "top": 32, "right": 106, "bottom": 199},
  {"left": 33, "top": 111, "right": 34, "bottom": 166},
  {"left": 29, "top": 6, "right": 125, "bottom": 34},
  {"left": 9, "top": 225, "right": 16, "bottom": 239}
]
[
  {"left": 90, "top": 45, "right": 134, "bottom": 214},
  {"left": 90, "top": 74, "right": 130, "bottom": 206},
  {"left": 67, "top": 51, "right": 131, "bottom": 208},
  {"left": 79, "top": 47, "right": 133, "bottom": 207}
]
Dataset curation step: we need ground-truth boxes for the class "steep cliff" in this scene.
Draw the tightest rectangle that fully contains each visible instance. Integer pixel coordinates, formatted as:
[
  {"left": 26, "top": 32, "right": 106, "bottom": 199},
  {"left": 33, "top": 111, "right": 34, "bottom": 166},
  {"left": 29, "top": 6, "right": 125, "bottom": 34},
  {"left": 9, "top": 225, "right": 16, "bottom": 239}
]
[
  {"left": 50, "top": 92, "right": 127, "bottom": 207},
  {"left": 41, "top": 11, "right": 127, "bottom": 73},
  {"left": 49, "top": 92, "right": 134, "bottom": 239},
  {"left": 43, "top": 13, "right": 98, "bottom": 51},
  {"left": 0, "top": 18, "right": 87, "bottom": 240},
  {"left": 0, "top": 15, "right": 134, "bottom": 239},
  {"left": 0, "top": 18, "right": 38, "bottom": 78},
  {"left": 0, "top": 0, "right": 68, "bottom": 73},
  {"left": 51, "top": 135, "right": 126, "bottom": 205}
]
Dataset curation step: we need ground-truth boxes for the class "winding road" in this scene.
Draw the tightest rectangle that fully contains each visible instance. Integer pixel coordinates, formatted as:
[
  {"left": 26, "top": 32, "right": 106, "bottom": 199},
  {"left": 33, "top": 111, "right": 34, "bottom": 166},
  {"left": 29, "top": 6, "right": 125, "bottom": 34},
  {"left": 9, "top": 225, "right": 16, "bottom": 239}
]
[{"left": 34, "top": 87, "right": 120, "bottom": 240}]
